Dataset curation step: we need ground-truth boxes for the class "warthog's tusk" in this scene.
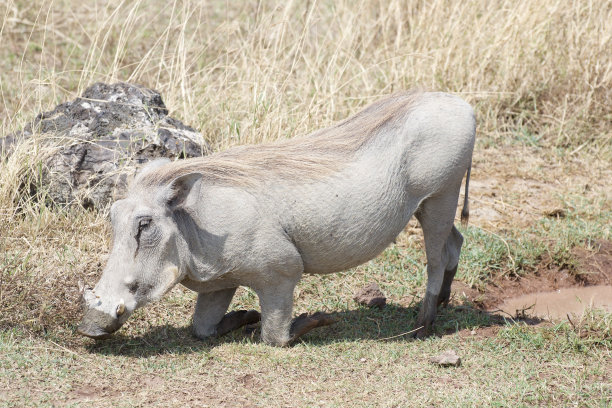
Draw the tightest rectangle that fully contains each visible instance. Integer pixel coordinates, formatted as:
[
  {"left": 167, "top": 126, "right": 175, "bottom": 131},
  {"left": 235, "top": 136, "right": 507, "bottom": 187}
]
[{"left": 116, "top": 299, "right": 125, "bottom": 316}]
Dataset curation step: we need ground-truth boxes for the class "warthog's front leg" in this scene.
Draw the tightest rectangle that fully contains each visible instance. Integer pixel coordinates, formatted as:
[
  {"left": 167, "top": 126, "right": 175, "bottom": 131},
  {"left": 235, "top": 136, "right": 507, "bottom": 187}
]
[
  {"left": 255, "top": 279, "right": 297, "bottom": 346},
  {"left": 257, "top": 279, "right": 337, "bottom": 346},
  {"left": 193, "top": 288, "right": 259, "bottom": 339}
]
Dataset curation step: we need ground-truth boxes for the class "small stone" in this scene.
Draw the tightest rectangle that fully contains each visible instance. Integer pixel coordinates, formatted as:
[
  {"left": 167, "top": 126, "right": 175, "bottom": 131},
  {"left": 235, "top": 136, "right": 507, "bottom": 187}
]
[
  {"left": 544, "top": 208, "right": 566, "bottom": 218},
  {"left": 430, "top": 349, "right": 461, "bottom": 367},
  {"left": 353, "top": 283, "right": 386, "bottom": 308}
]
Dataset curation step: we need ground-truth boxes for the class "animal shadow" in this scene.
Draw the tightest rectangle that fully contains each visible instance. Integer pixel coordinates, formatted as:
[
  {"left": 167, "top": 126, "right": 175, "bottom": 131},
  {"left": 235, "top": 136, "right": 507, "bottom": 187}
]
[{"left": 85, "top": 301, "right": 540, "bottom": 357}]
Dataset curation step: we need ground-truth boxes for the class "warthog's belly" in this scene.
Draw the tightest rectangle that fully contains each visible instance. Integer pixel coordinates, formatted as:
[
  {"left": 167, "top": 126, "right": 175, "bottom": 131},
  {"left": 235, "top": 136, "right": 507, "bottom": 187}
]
[{"left": 296, "top": 195, "right": 422, "bottom": 275}]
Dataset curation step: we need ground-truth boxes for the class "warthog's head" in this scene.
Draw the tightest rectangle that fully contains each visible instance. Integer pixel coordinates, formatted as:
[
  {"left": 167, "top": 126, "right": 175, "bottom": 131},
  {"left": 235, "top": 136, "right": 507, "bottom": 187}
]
[{"left": 78, "top": 160, "right": 202, "bottom": 339}]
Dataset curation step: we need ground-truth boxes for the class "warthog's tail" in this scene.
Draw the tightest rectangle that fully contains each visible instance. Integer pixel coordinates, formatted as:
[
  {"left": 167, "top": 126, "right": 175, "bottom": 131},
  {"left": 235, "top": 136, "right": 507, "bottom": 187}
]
[{"left": 460, "top": 161, "right": 471, "bottom": 227}]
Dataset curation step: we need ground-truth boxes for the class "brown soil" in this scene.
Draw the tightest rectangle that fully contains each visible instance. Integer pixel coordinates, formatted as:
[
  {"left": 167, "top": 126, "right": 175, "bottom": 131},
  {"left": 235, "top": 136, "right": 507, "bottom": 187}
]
[
  {"left": 64, "top": 384, "right": 122, "bottom": 405},
  {"left": 453, "top": 239, "right": 612, "bottom": 319},
  {"left": 455, "top": 325, "right": 504, "bottom": 339},
  {"left": 467, "top": 147, "right": 612, "bottom": 230}
]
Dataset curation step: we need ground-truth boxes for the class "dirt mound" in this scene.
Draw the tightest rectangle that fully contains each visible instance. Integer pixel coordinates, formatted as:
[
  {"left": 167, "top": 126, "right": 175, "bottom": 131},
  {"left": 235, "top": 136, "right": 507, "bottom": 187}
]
[{"left": 455, "top": 239, "right": 612, "bottom": 319}]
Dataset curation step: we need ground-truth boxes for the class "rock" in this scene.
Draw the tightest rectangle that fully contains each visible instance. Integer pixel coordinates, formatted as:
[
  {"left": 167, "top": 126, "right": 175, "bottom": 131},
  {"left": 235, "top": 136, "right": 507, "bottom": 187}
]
[
  {"left": 544, "top": 208, "right": 566, "bottom": 218},
  {"left": 353, "top": 282, "right": 387, "bottom": 308},
  {"left": 430, "top": 349, "right": 461, "bottom": 367},
  {"left": 1, "top": 82, "right": 210, "bottom": 209}
]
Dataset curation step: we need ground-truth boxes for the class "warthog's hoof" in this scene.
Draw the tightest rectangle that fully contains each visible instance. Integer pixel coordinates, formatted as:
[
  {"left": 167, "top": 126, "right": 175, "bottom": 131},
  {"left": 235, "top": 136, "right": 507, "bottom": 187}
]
[
  {"left": 215, "top": 309, "right": 261, "bottom": 337},
  {"left": 411, "top": 319, "right": 435, "bottom": 339},
  {"left": 412, "top": 326, "right": 430, "bottom": 339},
  {"left": 289, "top": 312, "right": 338, "bottom": 343}
]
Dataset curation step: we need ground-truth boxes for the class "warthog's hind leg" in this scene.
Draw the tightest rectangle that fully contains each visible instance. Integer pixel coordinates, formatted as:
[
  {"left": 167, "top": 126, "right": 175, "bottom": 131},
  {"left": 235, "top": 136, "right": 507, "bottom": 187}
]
[
  {"left": 414, "top": 191, "right": 463, "bottom": 338},
  {"left": 437, "top": 265, "right": 458, "bottom": 307},
  {"left": 438, "top": 226, "right": 464, "bottom": 307}
]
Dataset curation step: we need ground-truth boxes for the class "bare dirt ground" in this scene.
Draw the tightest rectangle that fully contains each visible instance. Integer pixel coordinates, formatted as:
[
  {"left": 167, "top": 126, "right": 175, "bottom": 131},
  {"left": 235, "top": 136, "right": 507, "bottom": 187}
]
[
  {"left": 441, "top": 237, "right": 612, "bottom": 345},
  {"left": 468, "top": 146, "right": 611, "bottom": 230}
]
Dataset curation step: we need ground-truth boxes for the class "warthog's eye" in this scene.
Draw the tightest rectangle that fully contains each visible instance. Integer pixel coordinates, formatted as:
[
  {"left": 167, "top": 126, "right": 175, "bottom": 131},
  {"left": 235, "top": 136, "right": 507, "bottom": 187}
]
[
  {"left": 134, "top": 216, "right": 154, "bottom": 257},
  {"left": 138, "top": 217, "right": 151, "bottom": 231}
]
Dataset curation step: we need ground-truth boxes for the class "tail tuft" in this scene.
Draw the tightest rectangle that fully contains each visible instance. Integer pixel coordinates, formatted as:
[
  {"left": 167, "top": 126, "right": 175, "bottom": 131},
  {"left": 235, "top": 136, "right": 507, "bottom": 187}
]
[{"left": 460, "top": 205, "right": 469, "bottom": 227}]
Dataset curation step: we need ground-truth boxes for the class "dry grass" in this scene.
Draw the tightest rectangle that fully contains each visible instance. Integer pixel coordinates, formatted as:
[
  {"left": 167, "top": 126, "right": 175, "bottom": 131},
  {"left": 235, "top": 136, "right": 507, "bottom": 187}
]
[
  {"left": 1, "top": 0, "right": 611, "bottom": 406},
  {"left": 1, "top": 0, "right": 611, "bottom": 151}
]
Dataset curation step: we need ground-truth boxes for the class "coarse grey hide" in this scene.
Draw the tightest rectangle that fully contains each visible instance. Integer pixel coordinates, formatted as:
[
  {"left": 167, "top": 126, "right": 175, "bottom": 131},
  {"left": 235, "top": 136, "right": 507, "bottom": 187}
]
[{"left": 77, "top": 91, "right": 476, "bottom": 346}]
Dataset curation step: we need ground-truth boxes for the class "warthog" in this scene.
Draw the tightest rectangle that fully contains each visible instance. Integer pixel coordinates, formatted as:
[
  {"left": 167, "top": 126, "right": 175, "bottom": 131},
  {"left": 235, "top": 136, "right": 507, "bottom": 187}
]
[{"left": 78, "top": 91, "right": 475, "bottom": 345}]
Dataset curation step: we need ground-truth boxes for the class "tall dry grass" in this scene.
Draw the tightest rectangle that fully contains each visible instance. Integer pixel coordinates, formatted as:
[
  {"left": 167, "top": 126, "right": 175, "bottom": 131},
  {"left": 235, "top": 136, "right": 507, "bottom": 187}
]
[
  {"left": 0, "top": 0, "right": 611, "bottom": 331},
  {"left": 1, "top": 0, "right": 610, "bottom": 151}
]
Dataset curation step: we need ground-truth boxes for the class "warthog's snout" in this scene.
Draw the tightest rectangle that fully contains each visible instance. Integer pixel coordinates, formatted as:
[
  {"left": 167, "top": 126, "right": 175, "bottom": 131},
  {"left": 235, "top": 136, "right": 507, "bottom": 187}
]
[{"left": 77, "top": 308, "right": 123, "bottom": 340}]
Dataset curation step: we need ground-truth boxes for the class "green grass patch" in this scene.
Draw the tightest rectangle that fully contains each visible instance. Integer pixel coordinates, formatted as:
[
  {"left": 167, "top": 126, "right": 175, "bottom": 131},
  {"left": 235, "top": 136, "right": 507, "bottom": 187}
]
[{"left": 457, "top": 210, "right": 611, "bottom": 289}]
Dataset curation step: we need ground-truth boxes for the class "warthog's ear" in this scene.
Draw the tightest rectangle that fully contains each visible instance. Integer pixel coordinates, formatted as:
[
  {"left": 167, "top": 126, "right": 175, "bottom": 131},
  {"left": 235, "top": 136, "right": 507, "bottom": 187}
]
[{"left": 158, "top": 172, "right": 203, "bottom": 209}]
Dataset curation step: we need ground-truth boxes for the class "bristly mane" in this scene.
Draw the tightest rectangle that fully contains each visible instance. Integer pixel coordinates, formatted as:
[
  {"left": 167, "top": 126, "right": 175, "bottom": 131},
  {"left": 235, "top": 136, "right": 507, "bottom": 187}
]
[{"left": 136, "top": 90, "right": 423, "bottom": 188}]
